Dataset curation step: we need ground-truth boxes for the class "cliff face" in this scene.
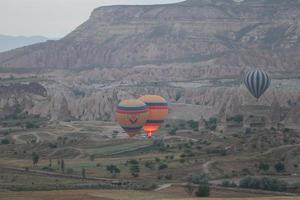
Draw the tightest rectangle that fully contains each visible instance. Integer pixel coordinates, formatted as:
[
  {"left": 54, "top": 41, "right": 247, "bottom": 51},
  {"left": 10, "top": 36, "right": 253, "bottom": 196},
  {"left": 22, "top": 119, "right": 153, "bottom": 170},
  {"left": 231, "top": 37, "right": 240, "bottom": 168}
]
[
  {"left": 0, "top": 0, "right": 299, "bottom": 72},
  {"left": 0, "top": 83, "right": 47, "bottom": 118},
  {"left": 0, "top": 0, "right": 299, "bottom": 126},
  {"left": 1, "top": 67, "right": 296, "bottom": 128}
]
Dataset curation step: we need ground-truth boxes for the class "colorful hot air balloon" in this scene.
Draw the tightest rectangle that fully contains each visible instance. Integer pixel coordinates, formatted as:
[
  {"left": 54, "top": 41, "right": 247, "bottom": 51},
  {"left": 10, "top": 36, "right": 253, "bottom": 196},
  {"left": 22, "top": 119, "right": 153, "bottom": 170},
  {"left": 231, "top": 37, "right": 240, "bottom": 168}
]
[
  {"left": 138, "top": 95, "right": 169, "bottom": 138},
  {"left": 243, "top": 69, "right": 271, "bottom": 99},
  {"left": 115, "top": 99, "right": 149, "bottom": 137}
]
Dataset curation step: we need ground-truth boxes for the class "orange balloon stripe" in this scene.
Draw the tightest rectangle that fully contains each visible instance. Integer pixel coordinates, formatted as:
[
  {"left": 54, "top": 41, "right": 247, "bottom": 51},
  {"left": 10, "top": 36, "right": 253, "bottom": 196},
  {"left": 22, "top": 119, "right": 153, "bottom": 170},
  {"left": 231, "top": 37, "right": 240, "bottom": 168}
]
[{"left": 148, "top": 110, "right": 168, "bottom": 119}]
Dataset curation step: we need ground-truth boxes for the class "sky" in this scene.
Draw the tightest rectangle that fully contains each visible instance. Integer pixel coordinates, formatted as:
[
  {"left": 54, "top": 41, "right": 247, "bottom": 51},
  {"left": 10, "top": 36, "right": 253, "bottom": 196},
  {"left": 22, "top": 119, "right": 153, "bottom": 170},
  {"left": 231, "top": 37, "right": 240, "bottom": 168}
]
[{"left": 0, "top": 0, "right": 183, "bottom": 38}]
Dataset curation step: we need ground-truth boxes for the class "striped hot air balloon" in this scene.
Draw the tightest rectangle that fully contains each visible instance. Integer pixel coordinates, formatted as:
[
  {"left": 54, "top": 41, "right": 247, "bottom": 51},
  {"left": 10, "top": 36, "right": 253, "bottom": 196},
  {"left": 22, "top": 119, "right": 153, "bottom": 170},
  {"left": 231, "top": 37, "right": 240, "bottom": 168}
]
[
  {"left": 115, "top": 99, "right": 149, "bottom": 137},
  {"left": 243, "top": 69, "right": 271, "bottom": 99},
  {"left": 138, "top": 95, "right": 169, "bottom": 138}
]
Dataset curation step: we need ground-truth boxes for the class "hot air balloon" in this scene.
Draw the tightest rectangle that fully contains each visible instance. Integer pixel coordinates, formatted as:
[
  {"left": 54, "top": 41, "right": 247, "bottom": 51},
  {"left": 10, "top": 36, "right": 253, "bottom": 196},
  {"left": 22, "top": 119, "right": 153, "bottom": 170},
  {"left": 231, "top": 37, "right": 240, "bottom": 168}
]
[
  {"left": 138, "top": 95, "right": 169, "bottom": 138},
  {"left": 243, "top": 69, "right": 271, "bottom": 99},
  {"left": 115, "top": 99, "right": 149, "bottom": 137}
]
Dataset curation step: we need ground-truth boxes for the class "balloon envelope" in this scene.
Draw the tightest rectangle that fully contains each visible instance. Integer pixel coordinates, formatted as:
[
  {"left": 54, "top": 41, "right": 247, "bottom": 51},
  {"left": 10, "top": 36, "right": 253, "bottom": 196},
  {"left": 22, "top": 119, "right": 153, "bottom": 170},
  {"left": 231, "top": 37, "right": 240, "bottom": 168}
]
[
  {"left": 243, "top": 69, "right": 271, "bottom": 99},
  {"left": 138, "top": 95, "right": 169, "bottom": 138},
  {"left": 115, "top": 99, "right": 149, "bottom": 137}
]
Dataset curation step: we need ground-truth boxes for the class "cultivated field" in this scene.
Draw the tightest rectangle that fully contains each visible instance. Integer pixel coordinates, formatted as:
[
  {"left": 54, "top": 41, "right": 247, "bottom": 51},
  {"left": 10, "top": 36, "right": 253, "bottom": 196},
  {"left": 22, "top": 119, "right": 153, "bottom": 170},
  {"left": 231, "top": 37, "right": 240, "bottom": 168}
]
[
  {"left": 1, "top": 190, "right": 300, "bottom": 200},
  {"left": 1, "top": 119, "right": 300, "bottom": 199}
]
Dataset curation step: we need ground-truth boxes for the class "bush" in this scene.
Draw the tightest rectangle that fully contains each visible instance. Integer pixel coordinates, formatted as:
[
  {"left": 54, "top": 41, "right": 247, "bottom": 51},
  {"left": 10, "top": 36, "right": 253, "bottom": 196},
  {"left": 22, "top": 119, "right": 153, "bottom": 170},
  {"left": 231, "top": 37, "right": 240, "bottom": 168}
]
[
  {"left": 165, "top": 174, "right": 173, "bottom": 180},
  {"left": 274, "top": 162, "right": 285, "bottom": 172},
  {"left": 128, "top": 159, "right": 139, "bottom": 165},
  {"left": 106, "top": 165, "right": 120, "bottom": 177},
  {"left": 239, "top": 176, "right": 287, "bottom": 192},
  {"left": 152, "top": 139, "right": 166, "bottom": 151},
  {"left": 195, "top": 184, "right": 210, "bottom": 197},
  {"left": 1, "top": 139, "right": 10, "bottom": 144},
  {"left": 25, "top": 122, "right": 39, "bottom": 129},
  {"left": 90, "top": 155, "right": 95, "bottom": 162},
  {"left": 260, "top": 177, "right": 287, "bottom": 192},
  {"left": 48, "top": 143, "right": 57, "bottom": 149},
  {"left": 258, "top": 163, "right": 270, "bottom": 172},
  {"left": 187, "top": 174, "right": 209, "bottom": 185},
  {"left": 245, "top": 127, "right": 252, "bottom": 134},
  {"left": 239, "top": 176, "right": 261, "bottom": 189},
  {"left": 66, "top": 168, "right": 74, "bottom": 174},
  {"left": 129, "top": 165, "right": 140, "bottom": 177},
  {"left": 144, "top": 161, "right": 155, "bottom": 170},
  {"left": 227, "top": 115, "right": 243, "bottom": 123},
  {"left": 157, "top": 175, "right": 163, "bottom": 180},
  {"left": 187, "top": 120, "right": 199, "bottom": 130},
  {"left": 158, "top": 163, "right": 168, "bottom": 170},
  {"left": 169, "top": 128, "right": 177, "bottom": 135},
  {"left": 205, "top": 117, "right": 217, "bottom": 131}
]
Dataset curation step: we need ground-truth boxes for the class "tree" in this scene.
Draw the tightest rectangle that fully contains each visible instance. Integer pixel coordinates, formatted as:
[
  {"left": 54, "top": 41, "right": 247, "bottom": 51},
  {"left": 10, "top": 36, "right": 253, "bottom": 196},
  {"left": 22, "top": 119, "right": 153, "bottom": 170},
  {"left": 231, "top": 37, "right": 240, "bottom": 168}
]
[
  {"left": 81, "top": 168, "right": 86, "bottom": 179},
  {"left": 158, "top": 163, "right": 168, "bottom": 170},
  {"left": 32, "top": 152, "right": 39, "bottom": 166},
  {"left": 130, "top": 164, "right": 140, "bottom": 177},
  {"left": 239, "top": 176, "right": 287, "bottom": 192},
  {"left": 205, "top": 117, "right": 217, "bottom": 131},
  {"left": 185, "top": 174, "right": 210, "bottom": 197},
  {"left": 90, "top": 154, "right": 95, "bottom": 162},
  {"left": 49, "top": 159, "right": 52, "bottom": 168},
  {"left": 195, "top": 184, "right": 210, "bottom": 197},
  {"left": 128, "top": 159, "right": 139, "bottom": 165},
  {"left": 239, "top": 176, "right": 261, "bottom": 189},
  {"left": 187, "top": 174, "right": 209, "bottom": 185},
  {"left": 106, "top": 165, "right": 120, "bottom": 177},
  {"left": 169, "top": 128, "right": 177, "bottom": 135},
  {"left": 61, "top": 159, "right": 65, "bottom": 173},
  {"left": 258, "top": 162, "right": 270, "bottom": 172},
  {"left": 274, "top": 162, "right": 285, "bottom": 173},
  {"left": 187, "top": 120, "right": 199, "bottom": 130},
  {"left": 152, "top": 139, "right": 166, "bottom": 151},
  {"left": 1, "top": 139, "right": 10, "bottom": 145},
  {"left": 26, "top": 122, "right": 37, "bottom": 129},
  {"left": 144, "top": 161, "right": 155, "bottom": 170}
]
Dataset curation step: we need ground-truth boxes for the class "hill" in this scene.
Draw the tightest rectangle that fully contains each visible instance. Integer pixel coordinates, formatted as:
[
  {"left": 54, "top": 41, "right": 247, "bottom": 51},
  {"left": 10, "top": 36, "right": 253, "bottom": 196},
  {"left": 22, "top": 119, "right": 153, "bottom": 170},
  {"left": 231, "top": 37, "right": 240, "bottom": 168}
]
[
  {"left": 0, "top": 35, "right": 48, "bottom": 53},
  {"left": 0, "top": 0, "right": 299, "bottom": 72}
]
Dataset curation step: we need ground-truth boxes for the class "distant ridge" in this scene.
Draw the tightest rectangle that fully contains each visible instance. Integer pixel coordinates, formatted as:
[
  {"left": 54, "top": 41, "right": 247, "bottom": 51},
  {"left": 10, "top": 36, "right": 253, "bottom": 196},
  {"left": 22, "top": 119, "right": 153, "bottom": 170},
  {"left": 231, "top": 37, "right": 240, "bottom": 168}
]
[{"left": 0, "top": 34, "right": 49, "bottom": 52}]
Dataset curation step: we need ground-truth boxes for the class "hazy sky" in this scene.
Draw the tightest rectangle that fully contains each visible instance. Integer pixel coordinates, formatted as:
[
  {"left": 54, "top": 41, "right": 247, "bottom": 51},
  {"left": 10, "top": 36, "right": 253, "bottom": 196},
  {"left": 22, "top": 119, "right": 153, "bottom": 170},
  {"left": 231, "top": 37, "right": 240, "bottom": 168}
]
[{"left": 0, "top": 0, "right": 182, "bottom": 38}]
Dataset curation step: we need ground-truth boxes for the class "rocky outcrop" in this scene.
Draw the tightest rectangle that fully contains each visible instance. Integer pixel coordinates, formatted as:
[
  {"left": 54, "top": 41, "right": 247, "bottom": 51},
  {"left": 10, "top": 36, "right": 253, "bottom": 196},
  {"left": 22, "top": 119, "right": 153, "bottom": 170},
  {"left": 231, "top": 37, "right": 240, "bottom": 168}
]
[{"left": 0, "top": 83, "right": 47, "bottom": 118}]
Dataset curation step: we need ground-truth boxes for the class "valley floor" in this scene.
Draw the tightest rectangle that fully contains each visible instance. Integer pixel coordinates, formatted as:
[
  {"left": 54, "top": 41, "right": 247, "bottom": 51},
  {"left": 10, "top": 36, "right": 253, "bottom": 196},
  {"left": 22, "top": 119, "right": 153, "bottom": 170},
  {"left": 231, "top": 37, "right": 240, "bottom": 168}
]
[
  {"left": 1, "top": 121, "right": 300, "bottom": 199},
  {"left": 0, "top": 189, "right": 300, "bottom": 200}
]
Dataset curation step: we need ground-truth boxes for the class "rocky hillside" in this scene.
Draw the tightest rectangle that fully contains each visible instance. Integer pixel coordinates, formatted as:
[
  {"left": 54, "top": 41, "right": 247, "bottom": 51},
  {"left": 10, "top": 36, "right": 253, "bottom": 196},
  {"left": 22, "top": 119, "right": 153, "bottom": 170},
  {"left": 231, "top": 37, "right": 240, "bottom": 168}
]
[{"left": 0, "top": 0, "right": 299, "bottom": 72}]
